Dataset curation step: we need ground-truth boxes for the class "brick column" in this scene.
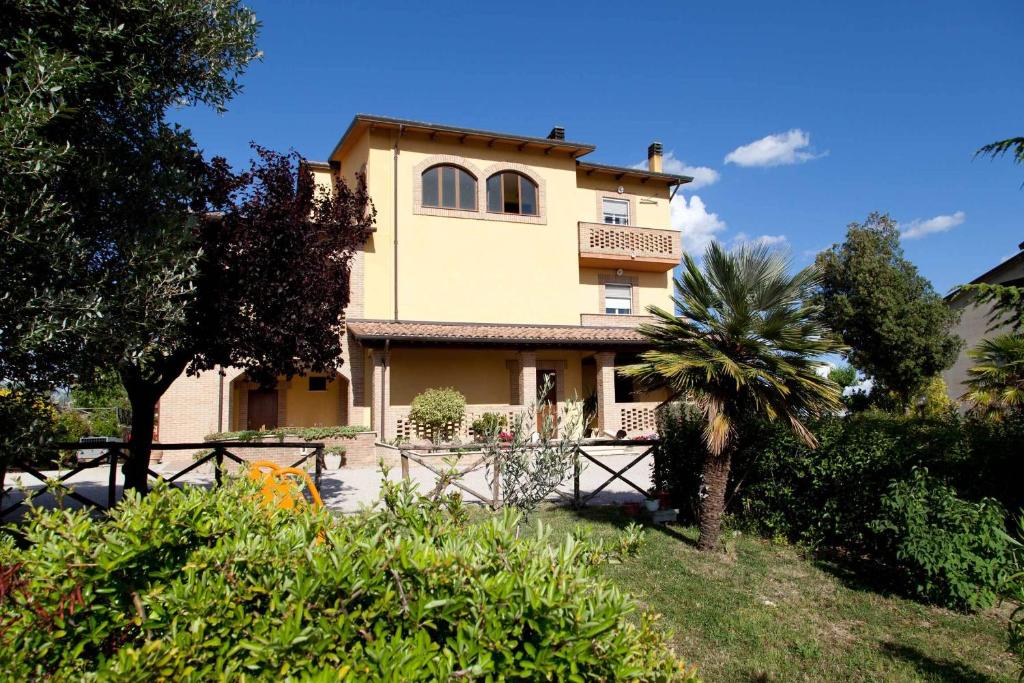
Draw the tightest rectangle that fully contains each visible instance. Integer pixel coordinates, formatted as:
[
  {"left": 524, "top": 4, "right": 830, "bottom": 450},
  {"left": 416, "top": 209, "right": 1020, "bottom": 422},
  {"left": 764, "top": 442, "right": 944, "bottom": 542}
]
[
  {"left": 518, "top": 351, "right": 537, "bottom": 406},
  {"left": 594, "top": 351, "right": 618, "bottom": 436},
  {"left": 370, "top": 348, "right": 391, "bottom": 440}
]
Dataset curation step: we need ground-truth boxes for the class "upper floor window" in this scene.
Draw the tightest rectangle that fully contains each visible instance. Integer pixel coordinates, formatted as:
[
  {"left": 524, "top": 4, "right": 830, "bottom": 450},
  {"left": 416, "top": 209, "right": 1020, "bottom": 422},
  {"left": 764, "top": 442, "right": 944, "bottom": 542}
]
[
  {"left": 602, "top": 198, "right": 630, "bottom": 225},
  {"left": 486, "top": 171, "right": 538, "bottom": 215},
  {"left": 604, "top": 283, "right": 632, "bottom": 315},
  {"left": 422, "top": 164, "right": 476, "bottom": 210}
]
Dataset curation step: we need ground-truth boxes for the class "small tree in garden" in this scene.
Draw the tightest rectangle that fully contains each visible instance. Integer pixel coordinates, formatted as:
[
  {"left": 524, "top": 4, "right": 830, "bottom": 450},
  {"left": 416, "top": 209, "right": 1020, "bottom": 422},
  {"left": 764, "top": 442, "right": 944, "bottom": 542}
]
[
  {"left": 485, "top": 375, "right": 583, "bottom": 519},
  {"left": 622, "top": 243, "right": 844, "bottom": 551},
  {"left": 815, "top": 213, "right": 962, "bottom": 408},
  {"left": 409, "top": 388, "right": 466, "bottom": 443}
]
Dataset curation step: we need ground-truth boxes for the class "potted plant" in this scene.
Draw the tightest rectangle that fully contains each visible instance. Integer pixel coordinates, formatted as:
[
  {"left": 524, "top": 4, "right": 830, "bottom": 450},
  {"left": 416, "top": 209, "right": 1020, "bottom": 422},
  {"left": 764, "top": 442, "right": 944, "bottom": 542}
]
[
  {"left": 323, "top": 445, "right": 345, "bottom": 469},
  {"left": 470, "top": 412, "right": 507, "bottom": 442}
]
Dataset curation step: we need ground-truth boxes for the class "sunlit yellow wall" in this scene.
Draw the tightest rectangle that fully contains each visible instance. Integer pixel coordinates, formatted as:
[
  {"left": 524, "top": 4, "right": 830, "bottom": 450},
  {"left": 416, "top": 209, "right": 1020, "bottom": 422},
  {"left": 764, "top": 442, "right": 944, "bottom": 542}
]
[
  {"left": 578, "top": 268, "right": 674, "bottom": 316},
  {"left": 283, "top": 376, "right": 343, "bottom": 427},
  {"left": 574, "top": 174, "right": 672, "bottom": 229},
  {"left": 333, "top": 128, "right": 678, "bottom": 325}
]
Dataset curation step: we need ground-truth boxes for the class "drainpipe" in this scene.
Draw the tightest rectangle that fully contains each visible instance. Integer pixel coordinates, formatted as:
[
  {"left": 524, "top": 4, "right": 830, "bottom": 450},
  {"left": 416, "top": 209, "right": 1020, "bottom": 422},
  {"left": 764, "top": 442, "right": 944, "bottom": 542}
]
[
  {"left": 217, "top": 366, "right": 225, "bottom": 432},
  {"left": 393, "top": 125, "right": 404, "bottom": 321}
]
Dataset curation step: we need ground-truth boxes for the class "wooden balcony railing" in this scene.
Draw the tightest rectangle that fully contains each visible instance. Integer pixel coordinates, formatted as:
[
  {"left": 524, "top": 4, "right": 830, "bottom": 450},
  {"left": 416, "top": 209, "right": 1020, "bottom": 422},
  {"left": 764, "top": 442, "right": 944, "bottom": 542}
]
[{"left": 578, "top": 222, "right": 681, "bottom": 272}]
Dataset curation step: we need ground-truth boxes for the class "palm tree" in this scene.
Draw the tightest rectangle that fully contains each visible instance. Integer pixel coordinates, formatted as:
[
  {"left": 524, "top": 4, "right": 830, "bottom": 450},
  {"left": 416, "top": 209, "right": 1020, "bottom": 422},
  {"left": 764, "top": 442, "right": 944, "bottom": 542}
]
[
  {"left": 622, "top": 242, "right": 844, "bottom": 551},
  {"left": 962, "top": 333, "right": 1024, "bottom": 419}
]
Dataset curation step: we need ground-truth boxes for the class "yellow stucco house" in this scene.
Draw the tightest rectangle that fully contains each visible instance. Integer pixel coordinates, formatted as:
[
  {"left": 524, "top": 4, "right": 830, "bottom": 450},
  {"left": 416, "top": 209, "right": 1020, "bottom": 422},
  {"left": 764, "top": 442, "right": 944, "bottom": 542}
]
[{"left": 158, "top": 115, "right": 690, "bottom": 453}]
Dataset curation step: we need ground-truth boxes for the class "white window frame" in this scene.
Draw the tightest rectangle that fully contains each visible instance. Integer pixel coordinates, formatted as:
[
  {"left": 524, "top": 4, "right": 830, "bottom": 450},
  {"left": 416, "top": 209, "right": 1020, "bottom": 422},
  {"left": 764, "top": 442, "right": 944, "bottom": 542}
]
[
  {"left": 602, "top": 197, "right": 630, "bottom": 226},
  {"left": 604, "top": 283, "right": 633, "bottom": 315}
]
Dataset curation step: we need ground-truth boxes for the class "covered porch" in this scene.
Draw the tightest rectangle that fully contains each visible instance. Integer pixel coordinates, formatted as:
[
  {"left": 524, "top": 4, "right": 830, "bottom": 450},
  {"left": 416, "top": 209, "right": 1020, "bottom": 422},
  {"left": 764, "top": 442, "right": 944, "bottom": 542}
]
[{"left": 346, "top": 320, "right": 666, "bottom": 444}]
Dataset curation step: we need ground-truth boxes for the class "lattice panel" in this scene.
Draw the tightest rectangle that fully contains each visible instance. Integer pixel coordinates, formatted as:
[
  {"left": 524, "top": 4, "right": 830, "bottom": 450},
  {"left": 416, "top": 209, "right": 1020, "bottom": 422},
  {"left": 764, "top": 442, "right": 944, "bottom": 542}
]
[
  {"left": 619, "top": 405, "right": 658, "bottom": 434},
  {"left": 583, "top": 225, "right": 676, "bottom": 258}
]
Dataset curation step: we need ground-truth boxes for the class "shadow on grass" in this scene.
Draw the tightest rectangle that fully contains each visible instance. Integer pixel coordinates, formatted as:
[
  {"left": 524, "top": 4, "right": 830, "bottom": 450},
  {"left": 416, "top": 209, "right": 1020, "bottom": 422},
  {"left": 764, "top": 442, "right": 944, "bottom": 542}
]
[
  {"left": 878, "top": 642, "right": 999, "bottom": 683},
  {"left": 567, "top": 504, "right": 699, "bottom": 548},
  {"left": 810, "top": 548, "right": 905, "bottom": 602}
]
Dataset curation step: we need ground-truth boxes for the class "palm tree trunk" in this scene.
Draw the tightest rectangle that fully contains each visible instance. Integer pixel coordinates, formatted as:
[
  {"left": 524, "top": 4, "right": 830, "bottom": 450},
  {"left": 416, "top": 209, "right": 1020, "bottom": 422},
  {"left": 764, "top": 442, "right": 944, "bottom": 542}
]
[{"left": 697, "top": 448, "right": 733, "bottom": 551}]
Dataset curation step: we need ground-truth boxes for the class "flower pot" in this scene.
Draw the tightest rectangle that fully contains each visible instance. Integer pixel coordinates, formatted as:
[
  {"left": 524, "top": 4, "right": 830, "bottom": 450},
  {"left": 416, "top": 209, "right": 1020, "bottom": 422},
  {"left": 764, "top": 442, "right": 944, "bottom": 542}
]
[
  {"left": 324, "top": 453, "right": 342, "bottom": 469},
  {"left": 643, "top": 498, "right": 660, "bottom": 512}
]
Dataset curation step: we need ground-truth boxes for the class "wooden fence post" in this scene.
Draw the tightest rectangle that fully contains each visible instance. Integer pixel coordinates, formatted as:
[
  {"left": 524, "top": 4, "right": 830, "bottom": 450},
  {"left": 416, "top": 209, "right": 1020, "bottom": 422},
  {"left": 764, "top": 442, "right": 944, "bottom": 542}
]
[
  {"left": 214, "top": 446, "right": 224, "bottom": 487},
  {"left": 491, "top": 455, "right": 501, "bottom": 510},
  {"left": 314, "top": 447, "right": 323, "bottom": 488},
  {"left": 573, "top": 445, "right": 581, "bottom": 509},
  {"left": 107, "top": 447, "right": 118, "bottom": 509},
  {"left": 400, "top": 451, "right": 410, "bottom": 481}
]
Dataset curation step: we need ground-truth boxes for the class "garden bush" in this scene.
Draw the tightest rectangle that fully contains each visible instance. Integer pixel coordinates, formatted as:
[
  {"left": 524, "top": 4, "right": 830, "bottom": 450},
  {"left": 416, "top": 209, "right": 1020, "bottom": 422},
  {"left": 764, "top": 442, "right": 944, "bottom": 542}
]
[
  {"left": 870, "top": 468, "right": 1011, "bottom": 610},
  {"left": 0, "top": 474, "right": 698, "bottom": 681},
  {"left": 409, "top": 387, "right": 466, "bottom": 442},
  {"left": 654, "top": 405, "right": 1022, "bottom": 609}
]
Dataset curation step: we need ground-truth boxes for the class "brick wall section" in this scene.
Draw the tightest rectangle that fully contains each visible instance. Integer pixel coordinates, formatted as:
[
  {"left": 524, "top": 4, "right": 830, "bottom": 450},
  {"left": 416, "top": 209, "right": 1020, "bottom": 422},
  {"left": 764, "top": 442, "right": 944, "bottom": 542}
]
[
  {"left": 157, "top": 367, "right": 243, "bottom": 460},
  {"left": 594, "top": 351, "right": 619, "bottom": 435}
]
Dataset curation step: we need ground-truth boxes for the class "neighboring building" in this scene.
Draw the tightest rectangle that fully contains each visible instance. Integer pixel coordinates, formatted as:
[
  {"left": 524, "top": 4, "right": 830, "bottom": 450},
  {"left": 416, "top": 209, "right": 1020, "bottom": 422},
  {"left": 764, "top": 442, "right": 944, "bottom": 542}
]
[
  {"left": 158, "top": 115, "right": 690, "bottom": 453},
  {"left": 942, "top": 242, "right": 1024, "bottom": 402}
]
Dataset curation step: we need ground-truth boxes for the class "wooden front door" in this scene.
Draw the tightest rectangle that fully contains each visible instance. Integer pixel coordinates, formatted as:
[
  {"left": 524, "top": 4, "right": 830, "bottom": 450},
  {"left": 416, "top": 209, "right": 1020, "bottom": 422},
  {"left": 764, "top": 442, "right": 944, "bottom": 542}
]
[
  {"left": 536, "top": 370, "right": 557, "bottom": 433},
  {"left": 247, "top": 389, "right": 279, "bottom": 430}
]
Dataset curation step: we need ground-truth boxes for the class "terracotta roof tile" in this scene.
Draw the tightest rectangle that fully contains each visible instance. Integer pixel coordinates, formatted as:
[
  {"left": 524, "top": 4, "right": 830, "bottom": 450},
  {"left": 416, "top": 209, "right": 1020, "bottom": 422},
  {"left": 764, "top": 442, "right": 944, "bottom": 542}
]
[{"left": 346, "top": 319, "right": 650, "bottom": 347}]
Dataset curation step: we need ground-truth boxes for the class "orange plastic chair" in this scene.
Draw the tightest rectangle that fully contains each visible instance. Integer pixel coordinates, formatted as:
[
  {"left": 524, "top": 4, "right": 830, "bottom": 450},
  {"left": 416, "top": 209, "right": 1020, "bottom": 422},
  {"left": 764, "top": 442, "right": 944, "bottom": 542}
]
[{"left": 247, "top": 460, "right": 324, "bottom": 510}]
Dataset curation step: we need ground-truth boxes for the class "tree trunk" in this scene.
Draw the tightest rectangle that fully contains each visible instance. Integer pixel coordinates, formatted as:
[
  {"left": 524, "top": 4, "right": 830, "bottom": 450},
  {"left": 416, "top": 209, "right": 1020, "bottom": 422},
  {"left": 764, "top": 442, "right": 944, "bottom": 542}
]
[
  {"left": 123, "top": 387, "right": 158, "bottom": 496},
  {"left": 697, "top": 448, "right": 733, "bottom": 551}
]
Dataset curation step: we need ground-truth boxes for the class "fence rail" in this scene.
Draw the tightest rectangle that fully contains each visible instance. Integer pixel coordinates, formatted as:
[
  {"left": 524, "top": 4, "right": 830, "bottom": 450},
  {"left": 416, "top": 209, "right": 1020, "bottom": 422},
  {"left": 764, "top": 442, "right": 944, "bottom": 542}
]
[
  {"left": 1, "top": 441, "right": 324, "bottom": 519},
  {"left": 380, "top": 439, "right": 659, "bottom": 510}
]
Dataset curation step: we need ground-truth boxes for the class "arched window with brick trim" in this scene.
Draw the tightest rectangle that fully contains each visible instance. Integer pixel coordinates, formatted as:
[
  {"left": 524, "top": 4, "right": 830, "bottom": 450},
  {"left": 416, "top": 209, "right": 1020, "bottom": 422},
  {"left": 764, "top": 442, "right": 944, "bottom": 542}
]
[
  {"left": 486, "top": 171, "right": 538, "bottom": 216},
  {"left": 421, "top": 164, "right": 477, "bottom": 210}
]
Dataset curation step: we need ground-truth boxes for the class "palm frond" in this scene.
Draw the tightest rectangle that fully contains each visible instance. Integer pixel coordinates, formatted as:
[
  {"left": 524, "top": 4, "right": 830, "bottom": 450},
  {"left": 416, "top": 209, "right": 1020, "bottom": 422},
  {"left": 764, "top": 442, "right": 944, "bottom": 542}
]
[{"left": 631, "top": 240, "right": 845, "bottom": 452}]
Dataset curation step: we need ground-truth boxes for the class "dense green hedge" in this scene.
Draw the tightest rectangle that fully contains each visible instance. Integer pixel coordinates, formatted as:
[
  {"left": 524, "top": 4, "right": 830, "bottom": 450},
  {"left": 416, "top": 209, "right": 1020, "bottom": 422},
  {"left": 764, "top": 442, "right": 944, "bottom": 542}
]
[
  {"left": 654, "top": 405, "right": 1023, "bottom": 609},
  {"left": 0, "top": 476, "right": 699, "bottom": 681},
  {"left": 204, "top": 425, "right": 370, "bottom": 442}
]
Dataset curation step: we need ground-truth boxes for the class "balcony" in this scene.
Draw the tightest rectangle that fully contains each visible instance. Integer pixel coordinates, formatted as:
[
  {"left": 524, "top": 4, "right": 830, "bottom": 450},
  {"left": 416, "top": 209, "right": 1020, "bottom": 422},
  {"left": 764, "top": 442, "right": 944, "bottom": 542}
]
[{"left": 578, "top": 222, "right": 681, "bottom": 272}]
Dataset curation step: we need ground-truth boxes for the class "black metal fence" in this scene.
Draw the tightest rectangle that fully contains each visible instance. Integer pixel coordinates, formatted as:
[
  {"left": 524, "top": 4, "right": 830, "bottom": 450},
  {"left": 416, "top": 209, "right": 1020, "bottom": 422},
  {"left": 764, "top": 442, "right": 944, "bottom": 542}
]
[{"left": 0, "top": 441, "right": 324, "bottom": 519}]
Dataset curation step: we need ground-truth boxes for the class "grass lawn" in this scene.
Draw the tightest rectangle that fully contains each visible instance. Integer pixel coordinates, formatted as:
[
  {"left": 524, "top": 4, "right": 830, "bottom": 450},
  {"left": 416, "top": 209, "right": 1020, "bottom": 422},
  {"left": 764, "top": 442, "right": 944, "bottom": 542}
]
[{"left": 527, "top": 505, "right": 1019, "bottom": 682}]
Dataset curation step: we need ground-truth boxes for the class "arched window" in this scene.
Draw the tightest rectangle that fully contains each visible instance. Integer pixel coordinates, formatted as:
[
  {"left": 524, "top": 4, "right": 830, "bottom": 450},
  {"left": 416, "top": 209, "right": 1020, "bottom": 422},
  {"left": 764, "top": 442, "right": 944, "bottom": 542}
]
[
  {"left": 421, "top": 164, "right": 476, "bottom": 210},
  {"left": 486, "top": 171, "right": 538, "bottom": 216}
]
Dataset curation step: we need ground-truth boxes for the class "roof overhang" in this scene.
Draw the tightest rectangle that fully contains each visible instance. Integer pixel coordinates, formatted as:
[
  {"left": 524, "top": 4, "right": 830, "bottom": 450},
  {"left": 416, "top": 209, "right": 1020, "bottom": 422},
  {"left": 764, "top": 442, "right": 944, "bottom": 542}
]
[
  {"left": 346, "top": 319, "right": 652, "bottom": 350},
  {"left": 329, "top": 114, "right": 596, "bottom": 162},
  {"left": 576, "top": 160, "right": 693, "bottom": 188}
]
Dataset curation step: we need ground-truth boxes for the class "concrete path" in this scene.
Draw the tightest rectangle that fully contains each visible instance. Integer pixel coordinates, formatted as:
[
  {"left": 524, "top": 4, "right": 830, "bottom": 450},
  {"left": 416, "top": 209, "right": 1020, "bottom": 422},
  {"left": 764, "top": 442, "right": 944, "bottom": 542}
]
[{"left": 1, "top": 450, "right": 655, "bottom": 519}]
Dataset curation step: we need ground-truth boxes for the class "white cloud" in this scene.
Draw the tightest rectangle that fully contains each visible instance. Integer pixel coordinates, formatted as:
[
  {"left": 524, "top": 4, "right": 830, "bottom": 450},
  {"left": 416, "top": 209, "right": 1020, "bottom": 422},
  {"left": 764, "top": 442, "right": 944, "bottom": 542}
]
[
  {"left": 729, "top": 232, "right": 789, "bottom": 250},
  {"left": 631, "top": 151, "right": 720, "bottom": 190},
  {"left": 724, "top": 129, "right": 825, "bottom": 167},
  {"left": 671, "top": 193, "right": 727, "bottom": 253},
  {"left": 899, "top": 211, "right": 966, "bottom": 240}
]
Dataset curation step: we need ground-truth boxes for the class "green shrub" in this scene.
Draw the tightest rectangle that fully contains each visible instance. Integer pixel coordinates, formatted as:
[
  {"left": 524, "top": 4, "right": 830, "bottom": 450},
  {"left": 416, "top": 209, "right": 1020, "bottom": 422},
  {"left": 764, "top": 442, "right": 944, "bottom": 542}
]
[
  {"left": 870, "top": 469, "right": 1012, "bottom": 610},
  {"left": 470, "top": 411, "right": 506, "bottom": 439},
  {"left": 655, "top": 406, "right": 1022, "bottom": 610},
  {"left": 1004, "top": 517, "right": 1024, "bottom": 677},
  {"left": 409, "top": 387, "right": 466, "bottom": 442},
  {"left": 0, "top": 475, "right": 698, "bottom": 681},
  {"left": 204, "top": 425, "right": 370, "bottom": 442},
  {"left": 656, "top": 409, "right": 1023, "bottom": 547}
]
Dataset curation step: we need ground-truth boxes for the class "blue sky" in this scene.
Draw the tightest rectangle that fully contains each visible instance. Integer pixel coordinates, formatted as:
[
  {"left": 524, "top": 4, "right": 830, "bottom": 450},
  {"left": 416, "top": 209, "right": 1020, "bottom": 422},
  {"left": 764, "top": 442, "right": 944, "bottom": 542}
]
[{"left": 172, "top": 0, "right": 1023, "bottom": 294}]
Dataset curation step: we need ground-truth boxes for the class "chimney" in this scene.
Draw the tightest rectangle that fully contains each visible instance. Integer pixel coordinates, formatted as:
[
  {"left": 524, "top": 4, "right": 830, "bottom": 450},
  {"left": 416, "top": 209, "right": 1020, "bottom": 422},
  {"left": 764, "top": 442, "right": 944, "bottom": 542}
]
[
  {"left": 547, "top": 126, "right": 565, "bottom": 141},
  {"left": 647, "top": 142, "right": 663, "bottom": 173}
]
